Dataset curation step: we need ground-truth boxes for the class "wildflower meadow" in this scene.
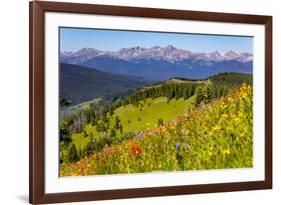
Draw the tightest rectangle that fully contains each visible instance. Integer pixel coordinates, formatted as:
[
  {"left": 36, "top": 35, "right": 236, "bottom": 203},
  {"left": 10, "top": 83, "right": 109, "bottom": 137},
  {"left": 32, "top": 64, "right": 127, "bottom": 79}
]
[{"left": 60, "top": 83, "right": 253, "bottom": 176}]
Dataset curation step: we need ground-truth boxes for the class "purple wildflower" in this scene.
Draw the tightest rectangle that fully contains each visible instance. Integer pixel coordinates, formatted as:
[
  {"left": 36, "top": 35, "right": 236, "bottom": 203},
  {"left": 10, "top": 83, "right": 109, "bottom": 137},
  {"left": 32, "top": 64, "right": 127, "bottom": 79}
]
[
  {"left": 175, "top": 143, "right": 180, "bottom": 151},
  {"left": 135, "top": 132, "right": 143, "bottom": 139}
]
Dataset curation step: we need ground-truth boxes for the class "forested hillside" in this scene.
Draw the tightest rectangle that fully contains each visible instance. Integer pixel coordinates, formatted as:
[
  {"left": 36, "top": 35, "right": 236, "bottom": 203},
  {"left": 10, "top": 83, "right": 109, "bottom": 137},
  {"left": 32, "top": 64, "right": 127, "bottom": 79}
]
[
  {"left": 60, "top": 63, "right": 149, "bottom": 104},
  {"left": 59, "top": 72, "right": 252, "bottom": 175}
]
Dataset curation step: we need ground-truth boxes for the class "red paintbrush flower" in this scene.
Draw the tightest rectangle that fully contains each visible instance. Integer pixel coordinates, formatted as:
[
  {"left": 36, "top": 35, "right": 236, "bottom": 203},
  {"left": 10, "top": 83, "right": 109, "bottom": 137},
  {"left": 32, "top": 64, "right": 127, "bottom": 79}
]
[{"left": 130, "top": 145, "right": 142, "bottom": 156}]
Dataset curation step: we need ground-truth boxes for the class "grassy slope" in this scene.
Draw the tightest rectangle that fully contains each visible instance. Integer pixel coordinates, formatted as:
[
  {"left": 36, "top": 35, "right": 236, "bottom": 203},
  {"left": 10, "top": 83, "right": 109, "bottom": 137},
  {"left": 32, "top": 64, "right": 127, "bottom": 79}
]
[
  {"left": 60, "top": 84, "right": 253, "bottom": 176},
  {"left": 64, "top": 98, "right": 102, "bottom": 115},
  {"left": 112, "top": 96, "right": 196, "bottom": 132},
  {"left": 71, "top": 96, "right": 196, "bottom": 150},
  {"left": 69, "top": 98, "right": 102, "bottom": 111},
  {"left": 60, "top": 98, "right": 103, "bottom": 118}
]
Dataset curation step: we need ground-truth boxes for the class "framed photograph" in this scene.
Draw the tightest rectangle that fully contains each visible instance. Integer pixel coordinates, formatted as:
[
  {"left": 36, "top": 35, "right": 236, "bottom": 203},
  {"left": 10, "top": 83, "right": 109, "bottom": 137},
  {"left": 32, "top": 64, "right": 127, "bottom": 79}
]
[{"left": 29, "top": 1, "right": 272, "bottom": 204}]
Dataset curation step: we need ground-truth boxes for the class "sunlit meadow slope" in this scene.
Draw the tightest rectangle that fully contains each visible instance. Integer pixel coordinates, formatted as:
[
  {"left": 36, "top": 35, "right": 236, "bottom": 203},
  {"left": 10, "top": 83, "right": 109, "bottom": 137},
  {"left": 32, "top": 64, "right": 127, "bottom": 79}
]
[{"left": 60, "top": 84, "right": 253, "bottom": 176}]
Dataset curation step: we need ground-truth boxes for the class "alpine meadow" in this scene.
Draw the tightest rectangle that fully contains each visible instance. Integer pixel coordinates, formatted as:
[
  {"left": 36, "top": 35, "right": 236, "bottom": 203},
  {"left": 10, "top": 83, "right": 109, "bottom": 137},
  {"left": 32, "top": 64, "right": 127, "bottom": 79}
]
[{"left": 59, "top": 28, "right": 253, "bottom": 176}]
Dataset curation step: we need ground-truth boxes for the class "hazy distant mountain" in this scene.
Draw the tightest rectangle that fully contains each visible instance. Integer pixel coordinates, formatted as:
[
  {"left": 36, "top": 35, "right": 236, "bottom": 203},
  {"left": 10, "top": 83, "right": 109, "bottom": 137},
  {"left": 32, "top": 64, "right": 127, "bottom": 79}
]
[
  {"left": 60, "top": 63, "right": 149, "bottom": 104},
  {"left": 60, "top": 45, "right": 253, "bottom": 80}
]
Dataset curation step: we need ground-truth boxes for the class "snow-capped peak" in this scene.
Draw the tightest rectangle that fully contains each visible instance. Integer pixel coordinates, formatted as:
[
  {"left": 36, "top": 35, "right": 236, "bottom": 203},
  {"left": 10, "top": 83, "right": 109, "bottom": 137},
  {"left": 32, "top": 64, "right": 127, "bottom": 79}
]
[{"left": 60, "top": 45, "right": 252, "bottom": 63}]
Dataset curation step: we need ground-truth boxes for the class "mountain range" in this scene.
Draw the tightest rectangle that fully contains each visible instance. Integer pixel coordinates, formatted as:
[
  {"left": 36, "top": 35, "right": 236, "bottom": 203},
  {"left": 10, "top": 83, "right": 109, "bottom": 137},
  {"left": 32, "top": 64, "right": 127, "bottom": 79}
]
[{"left": 60, "top": 45, "right": 253, "bottom": 80}]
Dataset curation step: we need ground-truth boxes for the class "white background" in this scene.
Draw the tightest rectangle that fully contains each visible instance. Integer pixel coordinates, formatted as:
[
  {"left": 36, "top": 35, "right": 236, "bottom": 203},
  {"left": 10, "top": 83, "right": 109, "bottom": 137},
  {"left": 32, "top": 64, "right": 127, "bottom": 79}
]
[{"left": 0, "top": 0, "right": 280, "bottom": 204}]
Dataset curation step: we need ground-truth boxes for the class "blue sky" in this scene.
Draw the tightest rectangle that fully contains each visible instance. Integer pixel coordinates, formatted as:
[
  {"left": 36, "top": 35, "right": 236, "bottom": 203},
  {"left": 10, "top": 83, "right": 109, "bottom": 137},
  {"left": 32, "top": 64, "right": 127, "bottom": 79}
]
[{"left": 60, "top": 27, "right": 253, "bottom": 54}]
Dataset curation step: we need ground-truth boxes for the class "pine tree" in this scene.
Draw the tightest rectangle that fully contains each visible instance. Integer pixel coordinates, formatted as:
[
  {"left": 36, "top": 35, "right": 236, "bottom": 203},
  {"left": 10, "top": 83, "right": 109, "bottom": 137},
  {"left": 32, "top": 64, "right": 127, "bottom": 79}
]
[
  {"left": 109, "top": 107, "right": 114, "bottom": 115},
  {"left": 109, "top": 128, "right": 116, "bottom": 139},
  {"left": 119, "top": 124, "right": 123, "bottom": 134},
  {"left": 157, "top": 118, "right": 164, "bottom": 127},
  {"left": 96, "top": 122, "right": 107, "bottom": 132},
  {"left": 101, "top": 113, "right": 108, "bottom": 123},
  {"left": 83, "top": 130, "right": 88, "bottom": 138},
  {"left": 68, "top": 144, "right": 79, "bottom": 162},
  {"left": 114, "top": 116, "right": 120, "bottom": 129}
]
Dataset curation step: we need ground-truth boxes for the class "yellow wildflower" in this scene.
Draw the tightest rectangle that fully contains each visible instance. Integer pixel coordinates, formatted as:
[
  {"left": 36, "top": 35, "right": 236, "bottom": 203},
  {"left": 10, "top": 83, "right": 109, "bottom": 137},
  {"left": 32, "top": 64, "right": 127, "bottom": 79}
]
[
  {"left": 223, "top": 149, "right": 231, "bottom": 155},
  {"left": 227, "top": 97, "right": 234, "bottom": 102},
  {"left": 160, "top": 127, "right": 166, "bottom": 133},
  {"left": 238, "top": 111, "right": 243, "bottom": 117},
  {"left": 212, "top": 125, "right": 221, "bottom": 132},
  {"left": 221, "top": 113, "right": 228, "bottom": 119}
]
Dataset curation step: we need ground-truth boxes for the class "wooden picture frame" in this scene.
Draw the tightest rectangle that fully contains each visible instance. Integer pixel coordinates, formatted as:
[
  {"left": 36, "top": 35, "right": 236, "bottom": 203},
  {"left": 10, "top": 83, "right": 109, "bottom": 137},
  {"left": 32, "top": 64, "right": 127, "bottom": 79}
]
[{"left": 29, "top": 1, "right": 272, "bottom": 204}]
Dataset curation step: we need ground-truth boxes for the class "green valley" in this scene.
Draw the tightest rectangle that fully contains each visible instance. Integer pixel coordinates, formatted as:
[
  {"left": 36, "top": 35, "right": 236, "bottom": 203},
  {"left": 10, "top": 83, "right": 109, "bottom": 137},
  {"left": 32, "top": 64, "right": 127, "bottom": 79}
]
[{"left": 69, "top": 96, "right": 196, "bottom": 151}]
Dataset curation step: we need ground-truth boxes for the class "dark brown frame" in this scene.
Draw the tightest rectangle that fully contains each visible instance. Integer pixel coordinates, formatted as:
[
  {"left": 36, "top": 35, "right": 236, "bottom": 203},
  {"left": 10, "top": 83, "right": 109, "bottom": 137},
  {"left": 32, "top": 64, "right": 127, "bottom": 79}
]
[{"left": 29, "top": 1, "right": 272, "bottom": 204}]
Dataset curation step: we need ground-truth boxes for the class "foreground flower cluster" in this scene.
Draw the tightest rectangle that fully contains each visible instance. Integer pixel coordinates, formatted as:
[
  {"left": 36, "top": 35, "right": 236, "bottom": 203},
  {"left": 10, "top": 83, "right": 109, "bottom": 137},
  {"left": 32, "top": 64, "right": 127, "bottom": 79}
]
[{"left": 60, "top": 84, "right": 253, "bottom": 176}]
